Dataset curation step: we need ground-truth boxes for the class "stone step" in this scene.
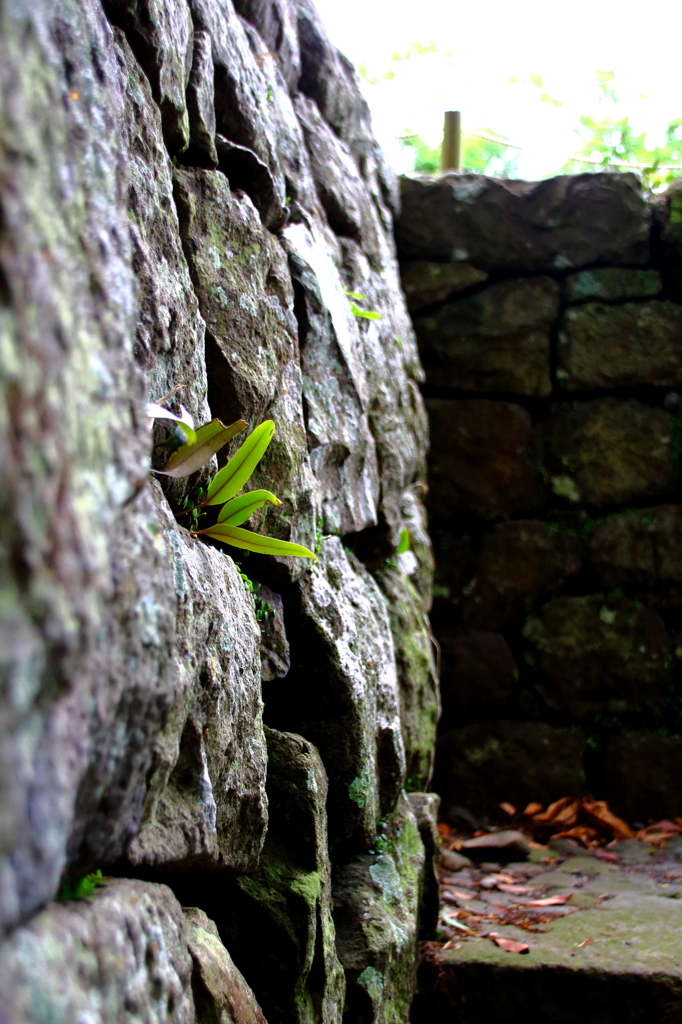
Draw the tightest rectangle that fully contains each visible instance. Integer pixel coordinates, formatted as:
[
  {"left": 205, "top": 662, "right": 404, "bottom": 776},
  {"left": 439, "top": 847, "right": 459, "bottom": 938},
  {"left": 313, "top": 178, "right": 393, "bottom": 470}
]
[{"left": 413, "top": 854, "right": 682, "bottom": 1023}]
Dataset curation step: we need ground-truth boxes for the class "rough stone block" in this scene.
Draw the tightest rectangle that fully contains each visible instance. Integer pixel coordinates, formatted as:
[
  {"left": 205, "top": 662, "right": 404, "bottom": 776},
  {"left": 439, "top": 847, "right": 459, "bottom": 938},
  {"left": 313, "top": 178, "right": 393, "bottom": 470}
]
[
  {"left": 333, "top": 795, "right": 425, "bottom": 1024},
  {"left": 563, "top": 267, "right": 662, "bottom": 303},
  {"left": 183, "top": 28, "right": 219, "bottom": 168},
  {"left": 263, "top": 538, "right": 405, "bottom": 851},
  {"left": 427, "top": 399, "right": 545, "bottom": 520},
  {"left": 400, "top": 261, "right": 488, "bottom": 312},
  {"left": 590, "top": 733, "right": 682, "bottom": 822},
  {"left": 407, "top": 793, "right": 441, "bottom": 939},
  {"left": 377, "top": 568, "right": 439, "bottom": 792},
  {"left": 415, "top": 277, "right": 557, "bottom": 396},
  {"left": 198, "top": 729, "right": 346, "bottom": 1024},
  {"left": 557, "top": 301, "right": 682, "bottom": 389},
  {"left": 0, "top": 880, "right": 194, "bottom": 1023},
  {"left": 438, "top": 631, "right": 518, "bottom": 729},
  {"left": 185, "top": 907, "right": 268, "bottom": 1024},
  {"left": 108, "top": 0, "right": 193, "bottom": 153},
  {"left": 461, "top": 520, "right": 582, "bottom": 630},
  {"left": 172, "top": 166, "right": 317, "bottom": 556},
  {"left": 282, "top": 217, "right": 380, "bottom": 534},
  {"left": 536, "top": 398, "right": 678, "bottom": 508},
  {"left": 523, "top": 595, "right": 670, "bottom": 719},
  {"left": 589, "top": 504, "right": 682, "bottom": 593},
  {"left": 434, "top": 721, "right": 586, "bottom": 819},
  {"left": 396, "top": 172, "right": 651, "bottom": 271},
  {"left": 232, "top": 0, "right": 301, "bottom": 92},
  {"left": 116, "top": 32, "right": 211, "bottom": 428},
  {"left": 124, "top": 489, "right": 268, "bottom": 875},
  {"left": 295, "top": 94, "right": 381, "bottom": 260}
]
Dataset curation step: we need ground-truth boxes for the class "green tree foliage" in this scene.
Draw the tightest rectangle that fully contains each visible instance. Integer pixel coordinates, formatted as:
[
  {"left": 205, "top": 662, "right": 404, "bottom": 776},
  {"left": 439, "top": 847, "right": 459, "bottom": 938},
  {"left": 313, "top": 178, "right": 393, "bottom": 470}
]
[{"left": 563, "top": 71, "right": 682, "bottom": 191}]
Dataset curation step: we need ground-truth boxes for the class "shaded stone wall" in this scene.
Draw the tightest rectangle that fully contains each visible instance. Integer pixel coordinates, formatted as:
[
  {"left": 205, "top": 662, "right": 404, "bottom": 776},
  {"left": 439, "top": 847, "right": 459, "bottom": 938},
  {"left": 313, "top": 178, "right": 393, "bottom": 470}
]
[
  {"left": 0, "top": 1, "right": 438, "bottom": 1021},
  {"left": 397, "top": 173, "right": 682, "bottom": 826}
]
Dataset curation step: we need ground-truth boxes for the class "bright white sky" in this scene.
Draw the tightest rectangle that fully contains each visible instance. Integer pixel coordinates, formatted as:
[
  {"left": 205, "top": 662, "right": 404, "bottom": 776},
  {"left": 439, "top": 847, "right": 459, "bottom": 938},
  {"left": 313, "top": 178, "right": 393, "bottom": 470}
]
[{"left": 313, "top": 0, "right": 682, "bottom": 179}]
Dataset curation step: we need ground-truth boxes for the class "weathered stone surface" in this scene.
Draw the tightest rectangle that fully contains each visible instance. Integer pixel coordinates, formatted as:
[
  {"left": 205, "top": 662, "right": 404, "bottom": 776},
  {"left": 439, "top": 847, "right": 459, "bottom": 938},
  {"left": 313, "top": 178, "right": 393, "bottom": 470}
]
[
  {"left": 398, "top": 489, "right": 435, "bottom": 612},
  {"left": 232, "top": 0, "right": 301, "bottom": 92},
  {"left": 0, "top": 0, "right": 164, "bottom": 934},
  {"left": 415, "top": 278, "right": 557, "bottom": 396},
  {"left": 396, "top": 172, "right": 651, "bottom": 271},
  {"left": 563, "top": 267, "right": 662, "bottom": 303},
  {"left": 400, "top": 261, "right": 488, "bottom": 313},
  {"left": 116, "top": 31, "right": 211, "bottom": 428},
  {"left": 216, "top": 134, "right": 286, "bottom": 228},
  {"left": 258, "top": 585, "right": 290, "bottom": 681},
  {"left": 190, "top": 0, "right": 313, "bottom": 212},
  {"left": 125, "top": 488, "right": 267, "bottom": 873},
  {"left": 264, "top": 538, "right": 405, "bottom": 851},
  {"left": 205, "top": 729, "right": 346, "bottom": 1024},
  {"left": 408, "top": 793, "right": 441, "bottom": 939},
  {"left": 172, "top": 166, "right": 317, "bottom": 557},
  {"left": 557, "top": 301, "right": 682, "bottom": 390},
  {"left": 438, "top": 631, "right": 518, "bottom": 729},
  {"left": 184, "top": 28, "right": 219, "bottom": 168},
  {"left": 108, "top": 0, "right": 193, "bottom": 153},
  {"left": 296, "top": 0, "right": 397, "bottom": 214},
  {"left": 523, "top": 595, "right": 670, "bottom": 719},
  {"left": 536, "top": 399, "right": 678, "bottom": 508},
  {"left": 434, "top": 721, "right": 585, "bottom": 818},
  {"left": 590, "top": 733, "right": 682, "bottom": 823},
  {"left": 282, "top": 217, "right": 380, "bottom": 534},
  {"left": 295, "top": 94, "right": 381, "bottom": 260},
  {"left": 333, "top": 795, "right": 425, "bottom": 1024},
  {"left": 461, "top": 521, "right": 582, "bottom": 630},
  {"left": 427, "top": 399, "right": 545, "bottom": 520},
  {"left": 0, "top": 879, "right": 194, "bottom": 1023},
  {"left": 185, "top": 907, "right": 268, "bottom": 1024},
  {"left": 589, "top": 504, "right": 682, "bottom": 593},
  {"left": 376, "top": 568, "right": 439, "bottom": 792}
]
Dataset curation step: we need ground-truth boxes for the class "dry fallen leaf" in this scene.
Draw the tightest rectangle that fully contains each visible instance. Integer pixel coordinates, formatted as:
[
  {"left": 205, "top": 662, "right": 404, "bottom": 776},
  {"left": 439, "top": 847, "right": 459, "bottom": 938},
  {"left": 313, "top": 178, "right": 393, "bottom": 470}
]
[
  {"left": 490, "top": 934, "right": 530, "bottom": 954},
  {"left": 527, "top": 895, "right": 571, "bottom": 907},
  {"left": 500, "top": 802, "right": 517, "bottom": 817},
  {"left": 582, "top": 800, "right": 633, "bottom": 841},
  {"left": 480, "top": 874, "right": 516, "bottom": 888},
  {"left": 594, "top": 849, "right": 618, "bottom": 863},
  {"left": 577, "top": 937, "right": 592, "bottom": 948},
  {"left": 523, "top": 802, "right": 544, "bottom": 816},
  {"left": 497, "top": 883, "right": 542, "bottom": 895}
]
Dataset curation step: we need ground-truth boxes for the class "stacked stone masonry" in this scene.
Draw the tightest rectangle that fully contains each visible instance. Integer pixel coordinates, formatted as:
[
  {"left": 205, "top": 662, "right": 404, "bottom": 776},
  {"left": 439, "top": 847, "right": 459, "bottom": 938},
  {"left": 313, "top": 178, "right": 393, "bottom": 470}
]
[
  {"left": 0, "top": 1, "right": 438, "bottom": 1021},
  {"left": 397, "top": 171, "right": 682, "bottom": 825}
]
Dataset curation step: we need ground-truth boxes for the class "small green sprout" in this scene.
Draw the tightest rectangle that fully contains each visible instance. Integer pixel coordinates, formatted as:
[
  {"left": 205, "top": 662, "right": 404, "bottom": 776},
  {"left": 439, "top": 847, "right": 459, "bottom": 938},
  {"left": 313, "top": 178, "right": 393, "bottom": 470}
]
[
  {"left": 57, "top": 870, "right": 107, "bottom": 903},
  {"left": 396, "top": 528, "right": 411, "bottom": 554},
  {"left": 151, "top": 399, "right": 316, "bottom": 561},
  {"left": 343, "top": 285, "right": 382, "bottom": 320}
]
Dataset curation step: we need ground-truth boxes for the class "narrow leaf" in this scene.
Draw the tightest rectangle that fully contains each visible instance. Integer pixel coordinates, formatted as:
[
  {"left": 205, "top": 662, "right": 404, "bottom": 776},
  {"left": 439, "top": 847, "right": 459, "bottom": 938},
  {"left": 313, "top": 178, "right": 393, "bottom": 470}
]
[
  {"left": 396, "top": 528, "right": 411, "bottom": 554},
  {"left": 193, "top": 523, "right": 316, "bottom": 560},
  {"left": 154, "top": 418, "right": 247, "bottom": 479},
  {"left": 146, "top": 402, "right": 196, "bottom": 443},
  {"left": 357, "top": 309, "right": 382, "bottom": 320},
  {"left": 217, "top": 489, "right": 282, "bottom": 525},
  {"left": 206, "top": 420, "right": 275, "bottom": 505}
]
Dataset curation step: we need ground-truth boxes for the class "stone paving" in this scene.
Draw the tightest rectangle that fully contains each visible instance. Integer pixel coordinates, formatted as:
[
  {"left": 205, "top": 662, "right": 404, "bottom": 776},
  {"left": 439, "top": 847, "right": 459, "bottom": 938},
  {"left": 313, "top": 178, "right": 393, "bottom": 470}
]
[{"left": 413, "top": 844, "right": 682, "bottom": 1023}]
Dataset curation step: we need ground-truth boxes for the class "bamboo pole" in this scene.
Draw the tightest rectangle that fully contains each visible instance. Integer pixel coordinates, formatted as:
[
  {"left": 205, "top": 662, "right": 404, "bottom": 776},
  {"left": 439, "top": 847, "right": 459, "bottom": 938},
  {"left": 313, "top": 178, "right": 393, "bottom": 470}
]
[{"left": 441, "top": 110, "right": 461, "bottom": 172}]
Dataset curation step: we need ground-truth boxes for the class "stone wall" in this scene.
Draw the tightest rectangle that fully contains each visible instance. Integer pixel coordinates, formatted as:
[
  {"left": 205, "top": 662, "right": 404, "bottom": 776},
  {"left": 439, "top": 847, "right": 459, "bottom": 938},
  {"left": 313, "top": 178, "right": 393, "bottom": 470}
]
[
  {"left": 0, "top": 1, "right": 438, "bottom": 1021},
  {"left": 397, "top": 172, "right": 682, "bottom": 826}
]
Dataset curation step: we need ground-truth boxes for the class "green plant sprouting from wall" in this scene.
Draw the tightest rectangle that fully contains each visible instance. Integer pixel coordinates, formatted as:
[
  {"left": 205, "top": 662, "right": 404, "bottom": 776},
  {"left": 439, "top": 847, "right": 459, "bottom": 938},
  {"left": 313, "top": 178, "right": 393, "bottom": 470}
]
[
  {"left": 343, "top": 286, "right": 382, "bottom": 320},
  {"left": 148, "top": 396, "right": 316, "bottom": 561}
]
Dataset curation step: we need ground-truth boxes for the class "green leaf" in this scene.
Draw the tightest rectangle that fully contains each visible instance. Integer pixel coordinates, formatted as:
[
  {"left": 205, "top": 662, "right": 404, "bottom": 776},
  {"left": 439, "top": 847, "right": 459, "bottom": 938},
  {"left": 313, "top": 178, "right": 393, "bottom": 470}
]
[
  {"left": 146, "top": 402, "right": 197, "bottom": 444},
  {"left": 356, "top": 308, "right": 382, "bottom": 320},
  {"left": 193, "top": 523, "right": 317, "bottom": 559},
  {"left": 396, "top": 528, "right": 411, "bottom": 554},
  {"left": 155, "top": 418, "right": 248, "bottom": 479},
  {"left": 217, "top": 489, "right": 282, "bottom": 525},
  {"left": 206, "top": 420, "right": 275, "bottom": 505},
  {"left": 344, "top": 286, "right": 367, "bottom": 301}
]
